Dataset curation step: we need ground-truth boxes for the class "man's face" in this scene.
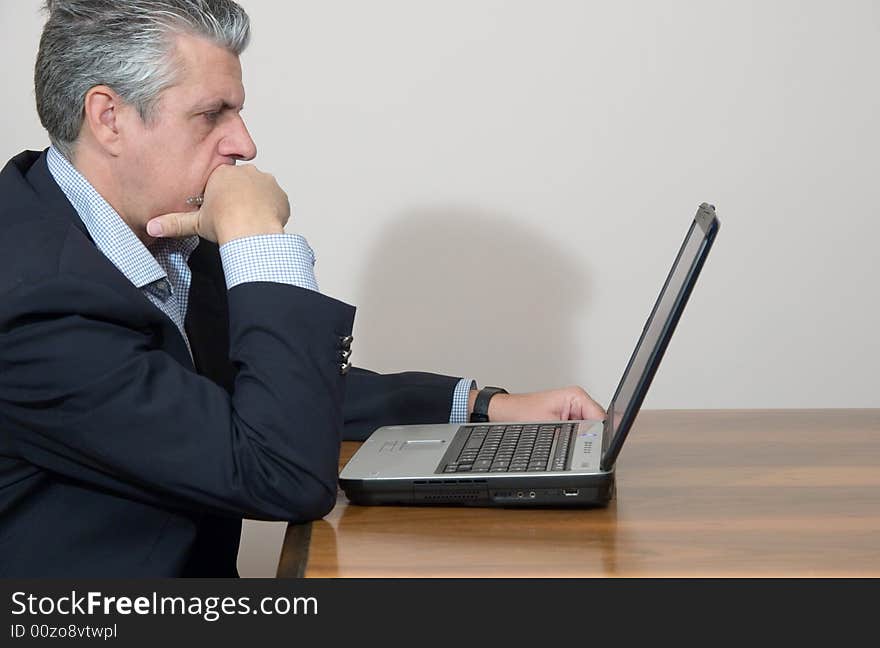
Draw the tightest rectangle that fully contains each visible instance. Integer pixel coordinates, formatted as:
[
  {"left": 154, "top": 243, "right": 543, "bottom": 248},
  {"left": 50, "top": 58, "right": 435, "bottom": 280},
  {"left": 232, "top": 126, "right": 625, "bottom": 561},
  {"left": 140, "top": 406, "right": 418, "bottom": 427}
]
[{"left": 115, "top": 33, "right": 256, "bottom": 237}]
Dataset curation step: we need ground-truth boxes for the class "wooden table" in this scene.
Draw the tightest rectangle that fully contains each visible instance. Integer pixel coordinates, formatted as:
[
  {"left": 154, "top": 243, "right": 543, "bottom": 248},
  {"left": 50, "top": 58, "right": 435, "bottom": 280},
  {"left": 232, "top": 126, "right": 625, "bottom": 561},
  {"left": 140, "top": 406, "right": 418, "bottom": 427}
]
[{"left": 277, "top": 410, "right": 880, "bottom": 577}]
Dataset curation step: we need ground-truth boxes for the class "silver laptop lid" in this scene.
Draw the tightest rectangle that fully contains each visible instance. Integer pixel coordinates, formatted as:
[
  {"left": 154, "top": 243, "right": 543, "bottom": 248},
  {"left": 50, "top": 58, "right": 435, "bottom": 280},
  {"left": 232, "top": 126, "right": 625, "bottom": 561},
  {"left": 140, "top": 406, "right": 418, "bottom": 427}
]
[{"left": 600, "top": 203, "right": 720, "bottom": 471}]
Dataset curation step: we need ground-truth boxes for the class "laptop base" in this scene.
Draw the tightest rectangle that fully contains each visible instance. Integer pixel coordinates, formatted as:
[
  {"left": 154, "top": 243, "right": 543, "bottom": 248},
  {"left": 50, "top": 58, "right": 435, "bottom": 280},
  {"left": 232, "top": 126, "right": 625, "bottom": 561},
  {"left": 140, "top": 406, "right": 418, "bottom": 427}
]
[{"left": 340, "top": 472, "right": 616, "bottom": 507}]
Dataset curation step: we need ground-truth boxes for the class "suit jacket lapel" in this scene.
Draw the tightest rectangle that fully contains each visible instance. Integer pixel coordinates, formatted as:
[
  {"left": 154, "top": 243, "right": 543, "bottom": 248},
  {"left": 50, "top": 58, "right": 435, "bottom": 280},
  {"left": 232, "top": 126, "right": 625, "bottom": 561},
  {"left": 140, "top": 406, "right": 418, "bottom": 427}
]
[{"left": 26, "top": 150, "right": 195, "bottom": 370}]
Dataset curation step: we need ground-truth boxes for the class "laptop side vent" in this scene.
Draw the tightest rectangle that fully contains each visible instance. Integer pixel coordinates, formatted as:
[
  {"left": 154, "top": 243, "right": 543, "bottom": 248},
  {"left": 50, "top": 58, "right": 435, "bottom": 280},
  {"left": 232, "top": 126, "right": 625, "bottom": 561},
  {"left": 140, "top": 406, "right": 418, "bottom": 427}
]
[
  {"left": 415, "top": 491, "right": 484, "bottom": 502},
  {"left": 413, "top": 479, "right": 488, "bottom": 485},
  {"left": 413, "top": 480, "right": 488, "bottom": 504}
]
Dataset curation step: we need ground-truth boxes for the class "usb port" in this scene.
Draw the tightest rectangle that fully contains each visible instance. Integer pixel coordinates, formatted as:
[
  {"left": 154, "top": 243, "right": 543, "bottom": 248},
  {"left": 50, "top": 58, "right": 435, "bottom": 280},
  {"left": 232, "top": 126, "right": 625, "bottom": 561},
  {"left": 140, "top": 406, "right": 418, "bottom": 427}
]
[{"left": 562, "top": 489, "right": 579, "bottom": 497}]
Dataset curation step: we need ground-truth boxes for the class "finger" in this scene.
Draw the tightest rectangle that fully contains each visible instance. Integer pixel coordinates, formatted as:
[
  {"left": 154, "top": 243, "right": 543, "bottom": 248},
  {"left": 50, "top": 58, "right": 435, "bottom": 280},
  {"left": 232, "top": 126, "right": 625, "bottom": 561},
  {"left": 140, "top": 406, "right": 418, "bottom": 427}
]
[
  {"left": 574, "top": 396, "right": 605, "bottom": 420},
  {"left": 146, "top": 211, "right": 201, "bottom": 238},
  {"left": 560, "top": 398, "right": 572, "bottom": 421},
  {"left": 587, "top": 399, "right": 607, "bottom": 420}
]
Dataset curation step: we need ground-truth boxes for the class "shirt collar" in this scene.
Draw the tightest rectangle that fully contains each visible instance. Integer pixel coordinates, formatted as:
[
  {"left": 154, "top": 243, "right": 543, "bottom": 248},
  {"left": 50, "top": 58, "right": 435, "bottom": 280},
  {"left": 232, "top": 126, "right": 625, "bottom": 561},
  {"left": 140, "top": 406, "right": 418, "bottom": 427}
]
[{"left": 45, "top": 146, "right": 199, "bottom": 290}]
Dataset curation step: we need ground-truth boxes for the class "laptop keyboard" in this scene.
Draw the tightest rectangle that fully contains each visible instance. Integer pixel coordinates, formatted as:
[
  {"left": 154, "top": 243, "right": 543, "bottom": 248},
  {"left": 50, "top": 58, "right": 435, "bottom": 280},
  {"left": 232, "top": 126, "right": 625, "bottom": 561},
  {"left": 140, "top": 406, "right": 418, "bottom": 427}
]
[{"left": 443, "top": 423, "right": 575, "bottom": 473}]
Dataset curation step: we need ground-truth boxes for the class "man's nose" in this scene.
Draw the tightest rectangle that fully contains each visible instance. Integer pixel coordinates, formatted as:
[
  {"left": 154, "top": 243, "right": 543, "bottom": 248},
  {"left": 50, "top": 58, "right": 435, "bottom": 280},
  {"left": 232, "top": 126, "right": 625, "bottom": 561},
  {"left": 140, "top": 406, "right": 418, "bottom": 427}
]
[{"left": 220, "top": 115, "right": 257, "bottom": 161}]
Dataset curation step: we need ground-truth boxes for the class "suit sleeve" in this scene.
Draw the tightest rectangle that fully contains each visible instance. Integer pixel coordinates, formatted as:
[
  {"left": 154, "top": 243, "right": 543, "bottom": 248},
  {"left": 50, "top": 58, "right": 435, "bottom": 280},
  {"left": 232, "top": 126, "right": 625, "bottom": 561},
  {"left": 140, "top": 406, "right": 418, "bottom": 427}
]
[
  {"left": 0, "top": 275, "right": 355, "bottom": 522},
  {"left": 341, "top": 366, "right": 463, "bottom": 441}
]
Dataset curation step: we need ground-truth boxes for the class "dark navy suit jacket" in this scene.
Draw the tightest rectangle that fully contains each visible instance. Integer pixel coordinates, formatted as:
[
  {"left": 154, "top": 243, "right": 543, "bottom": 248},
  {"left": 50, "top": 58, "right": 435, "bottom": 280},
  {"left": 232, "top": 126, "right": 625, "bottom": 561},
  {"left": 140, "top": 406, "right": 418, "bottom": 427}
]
[{"left": 0, "top": 151, "right": 460, "bottom": 577}]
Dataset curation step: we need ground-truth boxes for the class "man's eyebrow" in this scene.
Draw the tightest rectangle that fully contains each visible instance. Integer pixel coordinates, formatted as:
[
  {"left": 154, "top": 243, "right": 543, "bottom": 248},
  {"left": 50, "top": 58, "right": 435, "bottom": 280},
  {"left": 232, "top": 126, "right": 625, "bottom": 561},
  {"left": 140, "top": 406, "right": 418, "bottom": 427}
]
[{"left": 194, "top": 100, "right": 244, "bottom": 112}]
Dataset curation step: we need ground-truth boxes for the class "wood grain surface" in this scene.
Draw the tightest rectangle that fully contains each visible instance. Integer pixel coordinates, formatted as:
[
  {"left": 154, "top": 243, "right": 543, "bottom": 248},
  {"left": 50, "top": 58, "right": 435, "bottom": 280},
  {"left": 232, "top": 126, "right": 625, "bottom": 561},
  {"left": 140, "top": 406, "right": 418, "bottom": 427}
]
[{"left": 277, "top": 410, "right": 880, "bottom": 577}]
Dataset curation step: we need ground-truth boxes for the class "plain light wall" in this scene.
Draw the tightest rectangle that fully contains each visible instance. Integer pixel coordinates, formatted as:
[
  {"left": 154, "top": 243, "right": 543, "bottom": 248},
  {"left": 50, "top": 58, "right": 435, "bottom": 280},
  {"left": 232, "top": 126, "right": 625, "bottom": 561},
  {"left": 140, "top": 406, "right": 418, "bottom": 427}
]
[{"left": 2, "top": 0, "right": 877, "bottom": 576}]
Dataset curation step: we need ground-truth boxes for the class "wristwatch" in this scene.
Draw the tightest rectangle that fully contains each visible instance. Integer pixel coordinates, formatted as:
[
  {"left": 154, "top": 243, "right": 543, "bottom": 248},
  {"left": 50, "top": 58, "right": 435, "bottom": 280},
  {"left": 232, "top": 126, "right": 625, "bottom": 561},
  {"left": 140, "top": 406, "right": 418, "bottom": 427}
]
[{"left": 469, "top": 386, "right": 509, "bottom": 423}]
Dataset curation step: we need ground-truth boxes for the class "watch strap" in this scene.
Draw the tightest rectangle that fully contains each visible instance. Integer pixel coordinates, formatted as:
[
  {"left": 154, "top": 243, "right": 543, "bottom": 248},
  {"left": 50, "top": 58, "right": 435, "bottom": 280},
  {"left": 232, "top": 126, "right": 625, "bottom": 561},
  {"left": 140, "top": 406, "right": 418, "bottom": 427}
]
[{"left": 469, "top": 386, "right": 509, "bottom": 423}]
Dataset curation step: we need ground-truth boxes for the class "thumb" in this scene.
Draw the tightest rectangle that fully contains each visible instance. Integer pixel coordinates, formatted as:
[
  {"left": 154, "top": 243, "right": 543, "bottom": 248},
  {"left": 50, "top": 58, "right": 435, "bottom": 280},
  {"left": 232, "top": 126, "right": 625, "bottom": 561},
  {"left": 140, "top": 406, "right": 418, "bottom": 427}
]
[{"left": 146, "top": 210, "right": 201, "bottom": 239}]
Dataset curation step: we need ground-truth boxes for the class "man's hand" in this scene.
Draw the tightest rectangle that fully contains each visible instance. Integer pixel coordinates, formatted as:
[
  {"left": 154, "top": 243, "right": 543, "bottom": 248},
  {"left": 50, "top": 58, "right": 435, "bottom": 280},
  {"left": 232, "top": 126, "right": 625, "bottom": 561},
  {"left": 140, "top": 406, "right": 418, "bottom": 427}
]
[
  {"left": 146, "top": 164, "right": 289, "bottom": 244},
  {"left": 469, "top": 386, "right": 606, "bottom": 422}
]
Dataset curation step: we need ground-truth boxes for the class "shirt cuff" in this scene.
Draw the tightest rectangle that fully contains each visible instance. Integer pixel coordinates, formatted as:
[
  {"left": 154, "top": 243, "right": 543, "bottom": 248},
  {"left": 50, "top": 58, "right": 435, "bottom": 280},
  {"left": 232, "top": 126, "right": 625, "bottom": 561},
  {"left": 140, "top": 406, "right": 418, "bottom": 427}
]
[
  {"left": 450, "top": 379, "right": 477, "bottom": 424},
  {"left": 218, "top": 234, "right": 319, "bottom": 291}
]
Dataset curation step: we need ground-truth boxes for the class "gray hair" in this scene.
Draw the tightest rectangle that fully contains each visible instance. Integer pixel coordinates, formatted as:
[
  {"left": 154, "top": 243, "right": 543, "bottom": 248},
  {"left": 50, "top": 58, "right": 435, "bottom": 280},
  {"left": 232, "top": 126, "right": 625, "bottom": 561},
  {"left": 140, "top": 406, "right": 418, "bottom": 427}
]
[{"left": 35, "top": 0, "right": 251, "bottom": 159}]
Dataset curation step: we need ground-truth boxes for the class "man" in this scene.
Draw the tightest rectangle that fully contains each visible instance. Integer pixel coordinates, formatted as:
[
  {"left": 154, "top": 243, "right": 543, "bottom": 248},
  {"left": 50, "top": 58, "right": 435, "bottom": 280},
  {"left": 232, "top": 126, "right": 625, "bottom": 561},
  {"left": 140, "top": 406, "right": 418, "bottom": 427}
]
[{"left": 0, "top": 0, "right": 604, "bottom": 577}]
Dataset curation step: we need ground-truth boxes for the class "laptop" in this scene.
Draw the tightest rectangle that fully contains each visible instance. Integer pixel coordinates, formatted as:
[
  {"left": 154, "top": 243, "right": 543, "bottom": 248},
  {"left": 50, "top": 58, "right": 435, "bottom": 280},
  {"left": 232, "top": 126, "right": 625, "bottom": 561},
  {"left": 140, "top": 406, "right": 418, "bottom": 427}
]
[{"left": 339, "top": 203, "right": 720, "bottom": 507}]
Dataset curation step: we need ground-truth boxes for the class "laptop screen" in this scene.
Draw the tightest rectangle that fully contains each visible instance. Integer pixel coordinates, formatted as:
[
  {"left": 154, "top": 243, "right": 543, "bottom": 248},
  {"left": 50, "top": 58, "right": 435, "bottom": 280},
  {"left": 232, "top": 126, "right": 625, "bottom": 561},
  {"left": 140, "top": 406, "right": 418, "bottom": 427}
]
[{"left": 600, "top": 204, "right": 719, "bottom": 471}]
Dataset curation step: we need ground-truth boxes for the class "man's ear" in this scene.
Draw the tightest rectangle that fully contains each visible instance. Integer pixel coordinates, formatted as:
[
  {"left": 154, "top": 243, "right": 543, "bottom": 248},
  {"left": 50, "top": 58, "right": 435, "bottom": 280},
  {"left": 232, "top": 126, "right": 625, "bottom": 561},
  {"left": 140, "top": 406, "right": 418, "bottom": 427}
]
[{"left": 82, "top": 85, "right": 126, "bottom": 155}]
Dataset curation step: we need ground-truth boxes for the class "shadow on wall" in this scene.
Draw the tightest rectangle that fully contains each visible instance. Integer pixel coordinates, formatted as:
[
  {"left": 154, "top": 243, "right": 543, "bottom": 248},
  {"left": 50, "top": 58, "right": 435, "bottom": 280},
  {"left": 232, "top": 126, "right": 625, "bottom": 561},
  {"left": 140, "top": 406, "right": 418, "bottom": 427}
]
[
  {"left": 353, "top": 206, "right": 593, "bottom": 392},
  {"left": 238, "top": 207, "right": 594, "bottom": 577}
]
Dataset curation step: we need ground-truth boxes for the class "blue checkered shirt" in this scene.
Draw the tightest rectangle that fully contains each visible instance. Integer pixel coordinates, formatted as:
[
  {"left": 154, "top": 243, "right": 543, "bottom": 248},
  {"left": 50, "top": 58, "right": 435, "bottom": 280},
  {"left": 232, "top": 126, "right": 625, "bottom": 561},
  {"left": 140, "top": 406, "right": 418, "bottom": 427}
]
[{"left": 46, "top": 146, "right": 473, "bottom": 423}]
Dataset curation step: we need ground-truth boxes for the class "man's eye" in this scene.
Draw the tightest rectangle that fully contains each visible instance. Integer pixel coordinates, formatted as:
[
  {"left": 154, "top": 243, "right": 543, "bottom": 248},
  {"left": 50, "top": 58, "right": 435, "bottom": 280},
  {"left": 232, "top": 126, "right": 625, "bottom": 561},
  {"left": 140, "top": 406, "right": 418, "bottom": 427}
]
[{"left": 203, "top": 111, "right": 221, "bottom": 123}]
